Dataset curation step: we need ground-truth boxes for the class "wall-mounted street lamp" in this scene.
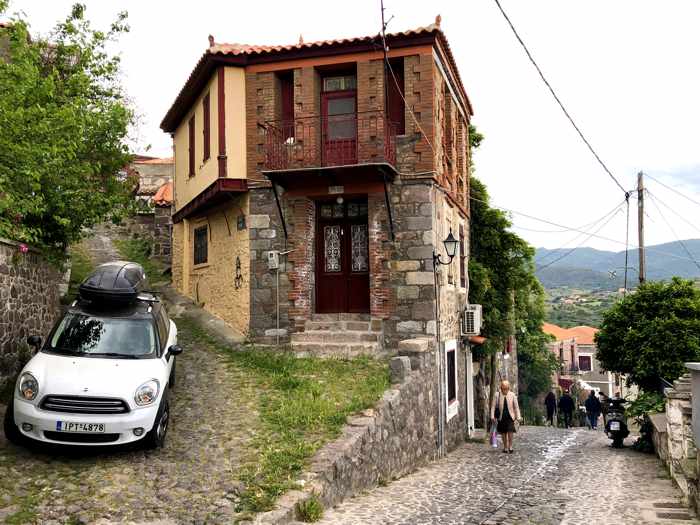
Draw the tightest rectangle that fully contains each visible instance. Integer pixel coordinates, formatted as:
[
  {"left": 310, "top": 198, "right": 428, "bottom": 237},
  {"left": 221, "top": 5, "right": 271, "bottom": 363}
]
[{"left": 433, "top": 229, "right": 459, "bottom": 267}]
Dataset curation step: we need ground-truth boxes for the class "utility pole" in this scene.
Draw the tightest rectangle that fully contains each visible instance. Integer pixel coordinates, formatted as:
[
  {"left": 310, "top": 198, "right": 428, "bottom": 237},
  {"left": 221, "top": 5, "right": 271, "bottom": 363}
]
[{"left": 637, "top": 171, "right": 646, "bottom": 284}]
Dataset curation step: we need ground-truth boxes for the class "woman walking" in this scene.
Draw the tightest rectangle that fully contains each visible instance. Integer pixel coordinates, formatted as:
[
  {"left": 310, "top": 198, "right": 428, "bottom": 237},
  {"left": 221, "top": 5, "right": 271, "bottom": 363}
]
[
  {"left": 544, "top": 391, "right": 557, "bottom": 426},
  {"left": 491, "top": 380, "right": 522, "bottom": 454}
]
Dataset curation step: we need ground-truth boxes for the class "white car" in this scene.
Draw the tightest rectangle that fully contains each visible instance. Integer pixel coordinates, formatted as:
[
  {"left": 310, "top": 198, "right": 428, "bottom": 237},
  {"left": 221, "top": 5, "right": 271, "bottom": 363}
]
[{"left": 3, "top": 261, "right": 181, "bottom": 448}]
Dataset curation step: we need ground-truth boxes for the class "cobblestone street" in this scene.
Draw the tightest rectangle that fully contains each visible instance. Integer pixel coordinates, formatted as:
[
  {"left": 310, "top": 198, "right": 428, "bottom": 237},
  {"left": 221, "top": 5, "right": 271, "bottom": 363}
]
[
  {"left": 0, "top": 321, "right": 259, "bottom": 524},
  {"left": 320, "top": 426, "right": 697, "bottom": 525}
]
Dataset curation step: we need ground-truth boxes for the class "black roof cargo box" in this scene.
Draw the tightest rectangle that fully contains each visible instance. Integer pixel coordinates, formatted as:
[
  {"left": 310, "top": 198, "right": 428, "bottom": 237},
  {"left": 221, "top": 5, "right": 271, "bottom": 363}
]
[{"left": 79, "top": 261, "right": 148, "bottom": 303}]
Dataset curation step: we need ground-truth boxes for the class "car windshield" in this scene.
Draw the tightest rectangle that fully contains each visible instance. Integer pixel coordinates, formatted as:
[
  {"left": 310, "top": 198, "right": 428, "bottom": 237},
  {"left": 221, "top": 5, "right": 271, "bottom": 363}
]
[{"left": 48, "top": 312, "right": 157, "bottom": 358}]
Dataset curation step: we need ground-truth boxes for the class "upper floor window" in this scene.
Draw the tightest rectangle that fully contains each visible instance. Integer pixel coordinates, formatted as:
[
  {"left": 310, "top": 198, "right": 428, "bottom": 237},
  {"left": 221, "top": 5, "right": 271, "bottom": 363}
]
[
  {"left": 203, "top": 92, "right": 211, "bottom": 162},
  {"left": 323, "top": 75, "right": 356, "bottom": 92},
  {"left": 578, "top": 355, "right": 592, "bottom": 372},
  {"left": 188, "top": 116, "right": 195, "bottom": 177},
  {"left": 459, "top": 224, "right": 466, "bottom": 288},
  {"left": 278, "top": 71, "right": 294, "bottom": 140},
  {"left": 387, "top": 58, "right": 405, "bottom": 135},
  {"left": 194, "top": 225, "right": 208, "bottom": 265}
]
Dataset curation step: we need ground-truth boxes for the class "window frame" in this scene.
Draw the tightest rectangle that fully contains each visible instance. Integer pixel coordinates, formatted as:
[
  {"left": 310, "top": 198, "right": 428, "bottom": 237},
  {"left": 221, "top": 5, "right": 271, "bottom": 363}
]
[
  {"left": 202, "top": 92, "right": 211, "bottom": 162},
  {"left": 445, "top": 339, "right": 459, "bottom": 421},
  {"left": 193, "top": 225, "right": 208, "bottom": 266},
  {"left": 459, "top": 224, "right": 466, "bottom": 289},
  {"left": 578, "top": 355, "right": 593, "bottom": 372},
  {"left": 188, "top": 115, "right": 196, "bottom": 177}
]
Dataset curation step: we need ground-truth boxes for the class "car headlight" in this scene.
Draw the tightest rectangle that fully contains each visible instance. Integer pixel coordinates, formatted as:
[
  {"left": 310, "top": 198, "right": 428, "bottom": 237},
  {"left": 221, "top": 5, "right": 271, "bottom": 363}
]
[
  {"left": 134, "top": 379, "right": 159, "bottom": 406},
  {"left": 18, "top": 372, "right": 39, "bottom": 401}
]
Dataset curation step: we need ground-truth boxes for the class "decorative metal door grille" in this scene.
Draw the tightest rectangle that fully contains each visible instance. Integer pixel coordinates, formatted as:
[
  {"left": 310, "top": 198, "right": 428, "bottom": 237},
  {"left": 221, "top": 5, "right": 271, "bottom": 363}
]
[
  {"left": 324, "top": 225, "right": 341, "bottom": 272},
  {"left": 351, "top": 224, "right": 368, "bottom": 272}
]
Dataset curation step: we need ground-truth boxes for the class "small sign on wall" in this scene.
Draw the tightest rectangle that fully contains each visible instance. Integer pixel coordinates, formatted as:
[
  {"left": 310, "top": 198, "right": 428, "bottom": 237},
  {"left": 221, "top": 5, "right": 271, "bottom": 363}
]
[{"left": 328, "top": 185, "right": 344, "bottom": 195}]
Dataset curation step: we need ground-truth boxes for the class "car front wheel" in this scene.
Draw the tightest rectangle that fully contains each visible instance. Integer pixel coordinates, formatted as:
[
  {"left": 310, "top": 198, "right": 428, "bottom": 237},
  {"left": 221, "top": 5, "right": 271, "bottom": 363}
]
[
  {"left": 143, "top": 396, "right": 169, "bottom": 449},
  {"left": 3, "top": 397, "right": 25, "bottom": 446}
]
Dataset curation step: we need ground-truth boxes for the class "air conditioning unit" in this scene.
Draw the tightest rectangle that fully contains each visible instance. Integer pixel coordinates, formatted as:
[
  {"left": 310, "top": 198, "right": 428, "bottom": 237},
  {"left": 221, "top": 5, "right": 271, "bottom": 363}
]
[{"left": 461, "top": 304, "right": 482, "bottom": 336}]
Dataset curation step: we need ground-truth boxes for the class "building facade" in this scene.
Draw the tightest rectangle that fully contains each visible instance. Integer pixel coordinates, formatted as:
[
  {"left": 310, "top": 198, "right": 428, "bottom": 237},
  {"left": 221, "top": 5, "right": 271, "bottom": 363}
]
[{"left": 543, "top": 323, "right": 614, "bottom": 396}]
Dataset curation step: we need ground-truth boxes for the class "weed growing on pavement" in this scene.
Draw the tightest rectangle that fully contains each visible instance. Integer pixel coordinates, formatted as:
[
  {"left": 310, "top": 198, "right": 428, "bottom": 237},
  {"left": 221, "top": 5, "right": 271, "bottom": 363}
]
[
  {"left": 296, "top": 494, "right": 323, "bottom": 522},
  {"left": 63, "top": 244, "right": 94, "bottom": 302},
  {"left": 114, "top": 238, "right": 168, "bottom": 284},
  {"left": 178, "top": 318, "right": 390, "bottom": 514}
]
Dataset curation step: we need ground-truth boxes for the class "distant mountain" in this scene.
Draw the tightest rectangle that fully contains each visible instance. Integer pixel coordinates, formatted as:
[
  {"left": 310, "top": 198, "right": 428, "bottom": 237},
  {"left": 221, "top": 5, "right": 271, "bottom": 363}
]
[{"left": 535, "top": 239, "right": 700, "bottom": 289}]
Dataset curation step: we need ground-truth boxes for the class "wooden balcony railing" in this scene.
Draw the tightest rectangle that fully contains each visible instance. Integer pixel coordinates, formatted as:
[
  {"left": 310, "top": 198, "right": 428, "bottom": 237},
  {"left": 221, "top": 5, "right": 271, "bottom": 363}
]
[{"left": 262, "top": 111, "right": 397, "bottom": 172}]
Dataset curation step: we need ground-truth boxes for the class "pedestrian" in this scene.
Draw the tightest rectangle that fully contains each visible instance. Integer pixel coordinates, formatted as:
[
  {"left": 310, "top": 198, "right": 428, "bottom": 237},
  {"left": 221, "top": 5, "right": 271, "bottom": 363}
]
[
  {"left": 584, "top": 390, "right": 602, "bottom": 430},
  {"left": 558, "top": 390, "right": 575, "bottom": 429},
  {"left": 491, "top": 379, "right": 522, "bottom": 454},
  {"left": 544, "top": 391, "right": 557, "bottom": 426},
  {"left": 600, "top": 392, "right": 609, "bottom": 426}
]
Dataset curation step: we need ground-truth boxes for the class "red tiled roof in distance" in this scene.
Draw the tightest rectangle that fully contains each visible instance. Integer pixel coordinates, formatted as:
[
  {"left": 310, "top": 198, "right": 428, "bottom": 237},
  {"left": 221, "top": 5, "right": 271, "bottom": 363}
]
[
  {"left": 542, "top": 322, "right": 599, "bottom": 345},
  {"left": 161, "top": 22, "right": 473, "bottom": 132},
  {"left": 135, "top": 157, "right": 174, "bottom": 165},
  {"left": 153, "top": 181, "right": 173, "bottom": 206}
]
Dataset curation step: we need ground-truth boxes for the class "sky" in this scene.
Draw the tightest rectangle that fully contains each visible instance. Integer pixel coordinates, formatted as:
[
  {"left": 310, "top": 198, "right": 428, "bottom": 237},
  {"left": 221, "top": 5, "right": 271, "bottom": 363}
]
[{"left": 5, "top": 0, "right": 700, "bottom": 254}]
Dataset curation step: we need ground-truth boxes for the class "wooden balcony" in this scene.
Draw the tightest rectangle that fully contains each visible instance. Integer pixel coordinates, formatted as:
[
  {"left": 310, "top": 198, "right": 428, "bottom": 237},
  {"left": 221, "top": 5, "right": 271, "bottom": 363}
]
[{"left": 261, "top": 111, "right": 397, "bottom": 174}]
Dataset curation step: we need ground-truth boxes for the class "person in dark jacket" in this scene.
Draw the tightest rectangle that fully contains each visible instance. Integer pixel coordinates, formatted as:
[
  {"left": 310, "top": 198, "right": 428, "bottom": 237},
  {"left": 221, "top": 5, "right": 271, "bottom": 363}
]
[
  {"left": 584, "top": 390, "right": 602, "bottom": 430},
  {"left": 558, "top": 391, "right": 575, "bottom": 428},
  {"left": 544, "top": 391, "right": 557, "bottom": 426}
]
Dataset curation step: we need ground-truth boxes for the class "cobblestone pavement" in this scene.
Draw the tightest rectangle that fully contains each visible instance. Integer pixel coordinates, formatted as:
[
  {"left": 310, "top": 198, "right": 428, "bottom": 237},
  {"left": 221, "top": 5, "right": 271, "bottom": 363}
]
[
  {"left": 0, "top": 321, "right": 260, "bottom": 524},
  {"left": 319, "top": 426, "right": 697, "bottom": 525}
]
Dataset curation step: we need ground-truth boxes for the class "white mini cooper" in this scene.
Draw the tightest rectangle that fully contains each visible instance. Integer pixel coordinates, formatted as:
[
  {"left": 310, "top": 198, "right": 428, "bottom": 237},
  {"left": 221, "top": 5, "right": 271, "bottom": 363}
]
[{"left": 3, "top": 261, "right": 181, "bottom": 448}]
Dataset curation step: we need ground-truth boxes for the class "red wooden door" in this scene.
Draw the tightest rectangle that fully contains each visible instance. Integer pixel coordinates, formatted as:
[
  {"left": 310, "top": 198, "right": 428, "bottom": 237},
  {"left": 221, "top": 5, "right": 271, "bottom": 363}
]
[
  {"left": 321, "top": 90, "right": 357, "bottom": 166},
  {"left": 315, "top": 200, "right": 370, "bottom": 313}
]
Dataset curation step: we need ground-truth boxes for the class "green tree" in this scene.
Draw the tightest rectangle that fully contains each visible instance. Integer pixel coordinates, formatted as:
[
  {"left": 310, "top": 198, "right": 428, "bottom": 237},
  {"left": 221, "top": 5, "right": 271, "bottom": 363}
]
[
  {"left": 0, "top": 2, "right": 135, "bottom": 259},
  {"left": 596, "top": 277, "right": 700, "bottom": 391},
  {"left": 468, "top": 175, "right": 557, "bottom": 423}
]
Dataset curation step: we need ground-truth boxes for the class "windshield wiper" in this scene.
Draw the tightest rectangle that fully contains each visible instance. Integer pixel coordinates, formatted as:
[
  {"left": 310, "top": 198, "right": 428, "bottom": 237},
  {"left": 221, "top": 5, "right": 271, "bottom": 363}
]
[{"left": 88, "top": 352, "right": 140, "bottom": 359}]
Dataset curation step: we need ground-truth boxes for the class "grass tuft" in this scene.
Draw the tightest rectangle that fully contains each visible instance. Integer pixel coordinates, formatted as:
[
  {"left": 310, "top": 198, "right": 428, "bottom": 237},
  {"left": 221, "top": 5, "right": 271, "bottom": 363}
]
[
  {"left": 63, "top": 245, "right": 94, "bottom": 302},
  {"left": 177, "top": 318, "right": 389, "bottom": 514},
  {"left": 296, "top": 494, "right": 323, "bottom": 522}
]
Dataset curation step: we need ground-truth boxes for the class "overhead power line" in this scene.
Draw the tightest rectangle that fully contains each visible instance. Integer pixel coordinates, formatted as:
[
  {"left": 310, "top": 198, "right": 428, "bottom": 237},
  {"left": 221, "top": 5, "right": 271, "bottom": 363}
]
[
  {"left": 492, "top": 0, "right": 628, "bottom": 195},
  {"left": 646, "top": 190, "right": 700, "bottom": 272},
  {"left": 535, "top": 198, "right": 626, "bottom": 265},
  {"left": 537, "top": 203, "right": 625, "bottom": 271},
  {"left": 645, "top": 173, "right": 700, "bottom": 209},
  {"left": 647, "top": 190, "right": 700, "bottom": 237},
  {"left": 469, "top": 194, "right": 700, "bottom": 265}
]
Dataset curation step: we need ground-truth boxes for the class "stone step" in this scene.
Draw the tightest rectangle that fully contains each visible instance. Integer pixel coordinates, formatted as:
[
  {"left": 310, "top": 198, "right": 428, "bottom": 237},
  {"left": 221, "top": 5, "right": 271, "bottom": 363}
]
[
  {"left": 311, "top": 313, "right": 371, "bottom": 322},
  {"left": 304, "top": 320, "right": 377, "bottom": 332},
  {"left": 291, "top": 341, "right": 379, "bottom": 358},
  {"left": 291, "top": 331, "right": 380, "bottom": 343}
]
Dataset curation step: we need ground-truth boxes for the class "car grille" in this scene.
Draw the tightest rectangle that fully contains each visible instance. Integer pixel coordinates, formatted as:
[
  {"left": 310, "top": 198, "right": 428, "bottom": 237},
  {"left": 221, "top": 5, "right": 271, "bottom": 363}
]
[
  {"left": 40, "top": 395, "right": 130, "bottom": 414},
  {"left": 44, "top": 431, "right": 120, "bottom": 444}
]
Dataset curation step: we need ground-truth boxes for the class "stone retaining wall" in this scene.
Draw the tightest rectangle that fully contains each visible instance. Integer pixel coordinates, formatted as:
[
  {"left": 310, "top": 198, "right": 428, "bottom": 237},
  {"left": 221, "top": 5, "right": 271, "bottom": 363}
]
[
  {"left": 255, "top": 337, "right": 467, "bottom": 523},
  {"left": 0, "top": 238, "right": 62, "bottom": 391}
]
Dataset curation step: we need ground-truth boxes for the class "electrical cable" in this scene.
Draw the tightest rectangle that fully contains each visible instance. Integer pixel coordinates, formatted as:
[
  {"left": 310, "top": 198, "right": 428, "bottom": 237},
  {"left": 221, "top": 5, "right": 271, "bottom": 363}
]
[
  {"left": 536, "top": 204, "right": 625, "bottom": 271},
  {"left": 469, "top": 194, "right": 700, "bottom": 265},
  {"left": 646, "top": 189, "right": 700, "bottom": 236},
  {"left": 534, "top": 198, "right": 627, "bottom": 265},
  {"left": 492, "top": 0, "right": 628, "bottom": 195},
  {"left": 646, "top": 190, "right": 700, "bottom": 272},
  {"left": 646, "top": 173, "right": 700, "bottom": 209},
  {"left": 624, "top": 193, "right": 630, "bottom": 291}
]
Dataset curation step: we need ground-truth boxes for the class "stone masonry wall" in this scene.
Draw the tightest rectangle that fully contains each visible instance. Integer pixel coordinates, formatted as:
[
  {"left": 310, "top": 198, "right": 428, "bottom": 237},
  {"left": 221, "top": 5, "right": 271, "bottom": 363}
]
[
  {"left": 255, "top": 337, "right": 467, "bottom": 523},
  {"left": 0, "top": 239, "right": 61, "bottom": 390},
  {"left": 665, "top": 374, "right": 697, "bottom": 506}
]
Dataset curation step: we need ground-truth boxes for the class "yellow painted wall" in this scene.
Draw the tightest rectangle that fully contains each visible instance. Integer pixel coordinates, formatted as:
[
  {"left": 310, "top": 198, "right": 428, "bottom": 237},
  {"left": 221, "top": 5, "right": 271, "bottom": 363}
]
[
  {"left": 172, "top": 67, "right": 247, "bottom": 214},
  {"left": 179, "top": 195, "right": 250, "bottom": 336},
  {"left": 173, "top": 72, "right": 220, "bottom": 212},
  {"left": 225, "top": 67, "right": 247, "bottom": 182}
]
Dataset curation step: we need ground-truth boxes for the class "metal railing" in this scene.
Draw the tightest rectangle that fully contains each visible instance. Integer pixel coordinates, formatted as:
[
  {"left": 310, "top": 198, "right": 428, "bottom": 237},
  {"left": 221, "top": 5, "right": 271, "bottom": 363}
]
[{"left": 262, "top": 110, "right": 397, "bottom": 171}]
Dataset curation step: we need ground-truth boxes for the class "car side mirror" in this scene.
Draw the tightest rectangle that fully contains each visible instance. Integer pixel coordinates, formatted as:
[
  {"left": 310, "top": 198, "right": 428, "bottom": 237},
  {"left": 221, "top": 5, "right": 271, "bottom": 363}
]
[
  {"left": 27, "top": 335, "right": 42, "bottom": 351},
  {"left": 168, "top": 345, "right": 183, "bottom": 356}
]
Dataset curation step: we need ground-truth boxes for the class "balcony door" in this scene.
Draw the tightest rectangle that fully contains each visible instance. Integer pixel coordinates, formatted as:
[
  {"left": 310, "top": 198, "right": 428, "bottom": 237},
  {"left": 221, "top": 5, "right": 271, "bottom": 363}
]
[
  {"left": 315, "top": 199, "right": 370, "bottom": 313},
  {"left": 322, "top": 75, "right": 357, "bottom": 166}
]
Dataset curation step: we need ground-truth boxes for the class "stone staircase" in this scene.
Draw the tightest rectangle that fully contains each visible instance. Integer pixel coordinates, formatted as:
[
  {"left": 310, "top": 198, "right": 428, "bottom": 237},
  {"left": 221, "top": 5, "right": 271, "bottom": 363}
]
[{"left": 290, "top": 314, "right": 382, "bottom": 358}]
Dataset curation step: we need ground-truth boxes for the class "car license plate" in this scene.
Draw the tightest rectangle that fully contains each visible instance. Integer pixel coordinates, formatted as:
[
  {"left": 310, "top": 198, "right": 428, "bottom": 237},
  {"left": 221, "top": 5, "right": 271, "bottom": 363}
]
[
  {"left": 56, "top": 421, "right": 105, "bottom": 433},
  {"left": 610, "top": 421, "right": 620, "bottom": 431}
]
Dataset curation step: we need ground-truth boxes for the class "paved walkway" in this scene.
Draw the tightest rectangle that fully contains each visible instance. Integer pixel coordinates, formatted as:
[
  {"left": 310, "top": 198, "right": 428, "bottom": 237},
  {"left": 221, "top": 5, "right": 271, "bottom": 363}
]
[
  {"left": 0, "top": 319, "right": 259, "bottom": 524},
  {"left": 319, "top": 426, "right": 696, "bottom": 525}
]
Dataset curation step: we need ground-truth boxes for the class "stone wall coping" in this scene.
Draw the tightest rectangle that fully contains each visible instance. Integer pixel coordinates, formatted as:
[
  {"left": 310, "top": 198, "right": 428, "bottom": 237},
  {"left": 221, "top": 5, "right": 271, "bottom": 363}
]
[
  {"left": 398, "top": 337, "right": 435, "bottom": 353},
  {"left": 668, "top": 391, "right": 692, "bottom": 401},
  {"left": 650, "top": 412, "right": 668, "bottom": 434},
  {"left": 686, "top": 363, "right": 700, "bottom": 372},
  {"left": 0, "top": 236, "right": 42, "bottom": 255}
]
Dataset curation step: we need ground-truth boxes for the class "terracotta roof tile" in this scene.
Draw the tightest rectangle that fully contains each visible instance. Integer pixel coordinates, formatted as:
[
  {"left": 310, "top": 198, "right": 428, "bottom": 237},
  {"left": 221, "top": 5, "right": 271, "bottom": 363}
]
[
  {"left": 135, "top": 157, "right": 173, "bottom": 165},
  {"left": 542, "top": 322, "right": 599, "bottom": 345},
  {"left": 153, "top": 181, "right": 173, "bottom": 206}
]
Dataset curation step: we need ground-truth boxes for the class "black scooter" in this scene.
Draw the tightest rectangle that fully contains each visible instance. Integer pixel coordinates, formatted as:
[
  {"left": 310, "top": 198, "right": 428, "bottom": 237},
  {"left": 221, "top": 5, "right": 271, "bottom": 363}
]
[{"left": 605, "top": 397, "right": 630, "bottom": 448}]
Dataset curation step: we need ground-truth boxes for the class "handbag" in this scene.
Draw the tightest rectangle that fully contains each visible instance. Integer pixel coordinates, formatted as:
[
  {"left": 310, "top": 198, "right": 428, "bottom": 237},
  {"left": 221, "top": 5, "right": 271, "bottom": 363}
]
[
  {"left": 490, "top": 423, "right": 498, "bottom": 448},
  {"left": 514, "top": 419, "right": 520, "bottom": 433}
]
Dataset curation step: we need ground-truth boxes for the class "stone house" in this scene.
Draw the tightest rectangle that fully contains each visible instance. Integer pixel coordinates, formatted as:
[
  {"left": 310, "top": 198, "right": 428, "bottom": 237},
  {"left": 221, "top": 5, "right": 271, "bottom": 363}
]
[
  {"left": 543, "top": 322, "right": 615, "bottom": 396},
  {"left": 160, "top": 20, "right": 476, "bottom": 445}
]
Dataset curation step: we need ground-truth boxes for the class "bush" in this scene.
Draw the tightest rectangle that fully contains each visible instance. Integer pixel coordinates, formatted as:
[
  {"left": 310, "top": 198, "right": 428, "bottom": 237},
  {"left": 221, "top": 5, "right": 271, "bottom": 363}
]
[{"left": 296, "top": 495, "right": 323, "bottom": 523}]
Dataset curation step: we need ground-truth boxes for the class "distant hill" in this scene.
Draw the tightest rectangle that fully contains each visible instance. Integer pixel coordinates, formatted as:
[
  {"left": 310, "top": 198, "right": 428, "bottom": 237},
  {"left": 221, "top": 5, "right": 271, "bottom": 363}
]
[{"left": 535, "top": 239, "right": 700, "bottom": 289}]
